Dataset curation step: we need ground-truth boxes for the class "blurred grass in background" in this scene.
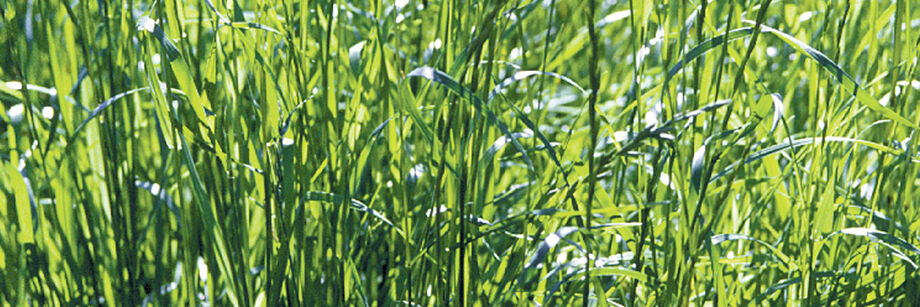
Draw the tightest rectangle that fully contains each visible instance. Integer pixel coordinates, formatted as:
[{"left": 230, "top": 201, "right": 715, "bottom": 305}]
[{"left": 2, "top": 0, "right": 920, "bottom": 305}]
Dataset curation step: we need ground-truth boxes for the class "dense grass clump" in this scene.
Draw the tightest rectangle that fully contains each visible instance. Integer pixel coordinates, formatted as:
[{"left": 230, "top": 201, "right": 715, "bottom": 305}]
[{"left": 3, "top": 0, "right": 920, "bottom": 305}]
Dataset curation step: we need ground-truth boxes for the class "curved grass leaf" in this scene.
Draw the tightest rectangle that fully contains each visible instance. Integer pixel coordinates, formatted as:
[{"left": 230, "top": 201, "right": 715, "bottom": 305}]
[
  {"left": 66, "top": 87, "right": 150, "bottom": 144},
  {"left": 0, "top": 81, "right": 58, "bottom": 101},
  {"left": 279, "top": 94, "right": 316, "bottom": 136},
  {"left": 487, "top": 70, "right": 582, "bottom": 176},
  {"left": 349, "top": 41, "right": 367, "bottom": 75},
  {"left": 407, "top": 67, "right": 533, "bottom": 167},
  {"left": 666, "top": 28, "right": 755, "bottom": 84},
  {"left": 829, "top": 228, "right": 920, "bottom": 268},
  {"left": 59, "top": 85, "right": 206, "bottom": 159},
  {"left": 300, "top": 191, "right": 404, "bottom": 238},
  {"left": 509, "top": 104, "right": 567, "bottom": 175},
  {"left": 844, "top": 204, "right": 908, "bottom": 235},
  {"left": 487, "top": 70, "right": 585, "bottom": 102},
  {"left": 768, "top": 93, "right": 784, "bottom": 133},
  {"left": 480, "top": 131, "right": 532, "bottom": 166},
  {"left": 711, "top": 136, "right": 913, "bottom": 182},
  {"left": 660, "top": 99, "right": 732, "bottom": 126},
  {"left": 393, "top": 82, "right": 439, "bottom": 153},
  {"left": 748, "top": 22, "right": 919, "bottom": 129},
  {"left": 710, "top": 234, "right": 795, "bottom": 271},
  {"left": 598, "top": 100, "right": 731, "bottom": 174},
  {"left": 666, "top": 23, "right": 918, "bottom": 130}
]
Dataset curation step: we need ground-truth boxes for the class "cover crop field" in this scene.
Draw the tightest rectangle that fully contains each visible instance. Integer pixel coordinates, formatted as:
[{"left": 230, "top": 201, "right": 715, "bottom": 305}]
[{"left": 2, "top": 0, "right": 920, "bottom": 305}]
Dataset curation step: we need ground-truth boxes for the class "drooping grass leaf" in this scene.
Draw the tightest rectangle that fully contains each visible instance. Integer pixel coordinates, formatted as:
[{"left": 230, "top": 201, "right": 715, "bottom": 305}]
[
  {"left": 487, "top": 70, "right": 585, "bottom": 102},
  {"left": 768, "top": 93, "right": 784, "bottom": 133},
  {"left": 711, "top": 136, "right": 913, "bottom": 182},
  {"left": 666, "top": 27, "right": 755, "bottom": 84},
  {"left": 66, "top": 87, "right": 149, "bottom": 143},
  {"left": 749, "top": 22, "right": 919, "bottom": 129},
  {"left": 407, "top": 67, "right": 533, "bottom": 167},
  {"left": 710, "top": 234, "right": 795, "bottom": 271},
  {"left": 488, "top": 70, "right": 583, "bottom": 176},
  {"left": 830, "top": 228, "right": 920, "bottom": 268},
  {"left": 301, "top": 191, "right": 405, "bottom": 238}
]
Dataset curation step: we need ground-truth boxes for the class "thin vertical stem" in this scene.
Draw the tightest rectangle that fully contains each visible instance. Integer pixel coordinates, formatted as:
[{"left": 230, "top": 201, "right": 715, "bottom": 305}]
[{"left": 584, "top": 0, "right": 600, "bottom": 305}]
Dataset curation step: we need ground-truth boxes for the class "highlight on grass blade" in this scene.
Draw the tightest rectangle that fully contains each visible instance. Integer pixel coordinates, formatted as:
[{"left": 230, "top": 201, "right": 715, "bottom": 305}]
[
  {"left": 136, "top": 16, "right": 213, "bottom": 130},
  {"left": 690, "top": 144, "right": 707, "bottom": 193},
  {"left": 487, "top": 70, "right": 585, "bottom": 102},
  {"left": 525, "top": 226, "right": 580, "bottom": 271},
  {"left": 827, "top": 228, "right": 920, "bottom": 268}
]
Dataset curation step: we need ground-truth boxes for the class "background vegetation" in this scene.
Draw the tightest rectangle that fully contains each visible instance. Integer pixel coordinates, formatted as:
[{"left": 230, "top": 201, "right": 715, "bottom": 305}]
[{"left": 2, "top": 0, "right": 920, "bottom": 305}]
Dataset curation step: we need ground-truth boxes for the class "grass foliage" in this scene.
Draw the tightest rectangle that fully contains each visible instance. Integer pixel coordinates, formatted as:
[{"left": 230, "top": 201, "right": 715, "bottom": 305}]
[{"left": 3, "top": 0, "right": 920, "bottom": 305}]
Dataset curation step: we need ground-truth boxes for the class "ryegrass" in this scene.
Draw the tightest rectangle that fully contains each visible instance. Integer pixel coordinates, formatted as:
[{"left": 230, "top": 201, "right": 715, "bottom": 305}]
[{"left": 2, "top": 0, "right": 920, "bottom": 305}]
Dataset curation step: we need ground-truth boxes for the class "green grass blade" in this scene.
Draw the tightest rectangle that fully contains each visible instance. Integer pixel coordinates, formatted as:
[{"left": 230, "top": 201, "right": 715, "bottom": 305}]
[
  {"left": 749, "top": 22, "right": 920, "bottom": 130},
  {"left": 407, "top": 67, "right": 534, "bottom": 168}
]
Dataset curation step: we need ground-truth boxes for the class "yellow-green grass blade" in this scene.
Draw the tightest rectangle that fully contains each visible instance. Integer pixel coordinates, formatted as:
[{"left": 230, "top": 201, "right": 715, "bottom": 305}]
[
  {"left": 4, "top": 162, "right": 33, "bottom": 243},
  {"left": 137, "top": 16, "right": 214, "bottom": 130}
]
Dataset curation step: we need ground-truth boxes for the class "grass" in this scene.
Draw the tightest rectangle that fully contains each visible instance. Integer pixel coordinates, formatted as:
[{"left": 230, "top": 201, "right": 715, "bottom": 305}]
[{"left": 2, "top": 0, "right": 920, "bottom": 305}]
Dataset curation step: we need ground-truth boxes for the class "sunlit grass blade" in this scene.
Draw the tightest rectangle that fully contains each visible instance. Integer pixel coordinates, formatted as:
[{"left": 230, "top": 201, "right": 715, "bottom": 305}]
[
  {"left": 137, "top": 16, "right": 213, "bottom": 130},
  {"left": 4, "top": 162, "right": 33, "bottom": 243}
]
